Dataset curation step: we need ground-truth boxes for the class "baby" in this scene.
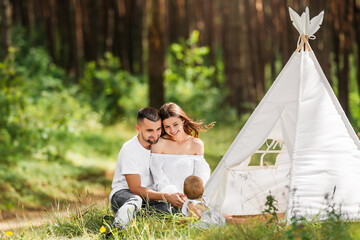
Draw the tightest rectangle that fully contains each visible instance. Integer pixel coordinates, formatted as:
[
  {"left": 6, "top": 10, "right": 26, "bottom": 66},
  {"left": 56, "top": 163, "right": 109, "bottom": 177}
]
[{"left": 181, "top": 175, "right": 226, "bottom": 229}]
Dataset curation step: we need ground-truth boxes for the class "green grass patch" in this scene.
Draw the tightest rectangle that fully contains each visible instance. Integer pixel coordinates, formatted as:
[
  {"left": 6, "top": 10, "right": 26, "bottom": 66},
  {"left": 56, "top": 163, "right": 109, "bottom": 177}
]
[
  {"left": 0, "top": 121, "right": 138, "bottom": 211},
  {"left": 6, "top": 201, "right": 360, "bottom": 239}
]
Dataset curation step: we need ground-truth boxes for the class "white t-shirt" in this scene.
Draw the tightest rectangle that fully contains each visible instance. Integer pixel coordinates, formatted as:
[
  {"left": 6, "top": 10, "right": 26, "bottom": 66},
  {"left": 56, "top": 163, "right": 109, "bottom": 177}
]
[{"left": 109, "top": 135, "right": 155, "bottom": 201}]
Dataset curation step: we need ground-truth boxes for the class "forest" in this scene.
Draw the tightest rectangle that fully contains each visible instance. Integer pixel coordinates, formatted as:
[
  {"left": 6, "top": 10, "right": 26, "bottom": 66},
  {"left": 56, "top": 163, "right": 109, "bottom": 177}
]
[
  {"left": 1, "top": 0, "right": 360, "bottom": 119},
  {"left": 0, "top": 0, "right": 360, "bottom": 239}
]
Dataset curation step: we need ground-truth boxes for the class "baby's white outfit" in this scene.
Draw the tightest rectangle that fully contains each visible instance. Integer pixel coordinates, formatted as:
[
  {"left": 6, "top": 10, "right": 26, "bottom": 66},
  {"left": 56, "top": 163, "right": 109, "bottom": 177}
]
[{"left": 181, "top": 198, "right": 226, "bottom": 229}]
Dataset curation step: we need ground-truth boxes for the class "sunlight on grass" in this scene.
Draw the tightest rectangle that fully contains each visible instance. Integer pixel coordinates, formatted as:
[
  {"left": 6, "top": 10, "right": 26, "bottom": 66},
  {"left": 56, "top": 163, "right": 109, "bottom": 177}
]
[{"left": 9, "top": 200, "right": 360, "bottom": 240}]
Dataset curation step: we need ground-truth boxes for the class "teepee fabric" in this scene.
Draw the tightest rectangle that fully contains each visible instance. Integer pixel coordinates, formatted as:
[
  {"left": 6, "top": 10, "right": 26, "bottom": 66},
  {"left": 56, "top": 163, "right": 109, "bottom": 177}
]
[{"left": 204, "top": 7, "right": 360, "bottom": 220}]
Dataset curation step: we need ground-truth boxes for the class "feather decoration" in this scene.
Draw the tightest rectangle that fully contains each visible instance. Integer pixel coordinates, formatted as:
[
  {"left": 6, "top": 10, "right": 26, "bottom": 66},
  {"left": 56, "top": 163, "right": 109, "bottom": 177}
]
[{"left": 289, "top": 7, "right": 324, "bottom": 37}]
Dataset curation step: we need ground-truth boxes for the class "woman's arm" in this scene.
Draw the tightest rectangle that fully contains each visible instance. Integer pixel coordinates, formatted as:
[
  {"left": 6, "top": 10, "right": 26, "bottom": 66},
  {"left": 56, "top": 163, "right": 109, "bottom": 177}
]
[{"left": 191, "top": 138, "right": 211, "bottom": 184}]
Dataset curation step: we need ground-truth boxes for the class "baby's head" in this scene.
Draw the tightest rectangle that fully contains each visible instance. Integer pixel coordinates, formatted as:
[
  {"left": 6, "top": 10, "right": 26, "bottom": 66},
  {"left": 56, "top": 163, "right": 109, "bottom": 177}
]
[{"left": 183, "top": 176, "right": 204, "bottom": 200}]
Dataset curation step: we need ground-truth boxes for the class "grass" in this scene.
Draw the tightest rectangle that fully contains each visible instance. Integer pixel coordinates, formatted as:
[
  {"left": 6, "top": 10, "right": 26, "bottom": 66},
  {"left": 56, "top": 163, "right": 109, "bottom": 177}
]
[
  {"left": 0, "top": 121, "right": 137, "bottom": 212},
  {"left": 4, "top": 200, "right": 360, "bottom": 239}
]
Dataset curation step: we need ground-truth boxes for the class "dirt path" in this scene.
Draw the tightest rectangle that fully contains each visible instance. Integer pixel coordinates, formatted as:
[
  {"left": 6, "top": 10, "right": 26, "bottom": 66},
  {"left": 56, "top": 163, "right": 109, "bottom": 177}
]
[
  {"left": 0, "top": 194, "right": 109, "bottom": 232},
  {"left": 0, "top": 210, "right": 69, "bottom": 231}
]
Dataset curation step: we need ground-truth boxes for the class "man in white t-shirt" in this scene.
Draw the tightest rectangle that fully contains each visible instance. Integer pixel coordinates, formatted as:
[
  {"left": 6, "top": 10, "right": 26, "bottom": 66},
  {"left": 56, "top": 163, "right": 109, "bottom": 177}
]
[{"left": 109, "top": 107, "right": 186, "bottom": 230}]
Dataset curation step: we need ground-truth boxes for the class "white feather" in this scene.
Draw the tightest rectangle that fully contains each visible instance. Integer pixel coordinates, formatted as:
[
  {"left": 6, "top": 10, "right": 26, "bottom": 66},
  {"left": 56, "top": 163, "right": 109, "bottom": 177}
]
[
  {"left": 304, "top": 7, "right": 310, "bottom": 35},
  {"left": 289, "top": 7, "right": 303, "bottom": 34},
  {"left": 308, "top": 11, "right": 324, "bottom": 36},
  {"left": 300, "top": 12, "right": 306, "bottom": 34}
]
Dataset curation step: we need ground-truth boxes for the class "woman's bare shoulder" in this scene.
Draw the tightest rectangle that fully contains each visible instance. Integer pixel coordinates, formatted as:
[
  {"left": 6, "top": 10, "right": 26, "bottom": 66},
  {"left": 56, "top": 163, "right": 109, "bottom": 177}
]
[
  {"left": 151, "top": 137, "right": 170, "bottom": 153},
  {"left": 151, "top": 137, "right": 165, "bottom": 153},
  {"left": 190, "top": 137, "right": 204, "bottom": 155}
]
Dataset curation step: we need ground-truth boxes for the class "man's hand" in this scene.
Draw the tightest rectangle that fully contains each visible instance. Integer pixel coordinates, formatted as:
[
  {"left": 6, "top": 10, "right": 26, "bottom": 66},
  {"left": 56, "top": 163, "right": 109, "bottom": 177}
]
[
  {"left": 125, "top": 174, "right": 187, "bottom": 208},
  {"left": 165, "top": 193, "right": 186, "bottom": 208}
]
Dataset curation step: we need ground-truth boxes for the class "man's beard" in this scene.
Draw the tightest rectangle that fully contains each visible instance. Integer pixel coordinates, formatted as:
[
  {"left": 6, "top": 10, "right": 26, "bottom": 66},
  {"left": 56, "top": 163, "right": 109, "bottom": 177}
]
[{"left": 142, "top": 134, "right": 159, "bottom": 145}]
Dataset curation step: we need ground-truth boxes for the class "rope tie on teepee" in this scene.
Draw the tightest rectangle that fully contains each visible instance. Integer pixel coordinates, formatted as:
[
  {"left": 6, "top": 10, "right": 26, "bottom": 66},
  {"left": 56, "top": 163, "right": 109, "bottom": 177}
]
[{"left": 295, "top": 34, "right": 315, "bottom": 52}]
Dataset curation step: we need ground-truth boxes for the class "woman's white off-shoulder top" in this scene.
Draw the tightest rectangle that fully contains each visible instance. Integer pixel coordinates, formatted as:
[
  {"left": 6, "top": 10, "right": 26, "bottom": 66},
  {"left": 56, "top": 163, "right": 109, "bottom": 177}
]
[{"left": 150, "top": 153, "right": 211, "bottom": 193}]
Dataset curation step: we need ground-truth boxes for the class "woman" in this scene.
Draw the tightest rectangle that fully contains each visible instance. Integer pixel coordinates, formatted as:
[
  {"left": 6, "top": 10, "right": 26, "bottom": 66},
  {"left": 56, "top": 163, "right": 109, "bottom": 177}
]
[{"left": 150, "top": 102, "right": 214, "bottom": 194}]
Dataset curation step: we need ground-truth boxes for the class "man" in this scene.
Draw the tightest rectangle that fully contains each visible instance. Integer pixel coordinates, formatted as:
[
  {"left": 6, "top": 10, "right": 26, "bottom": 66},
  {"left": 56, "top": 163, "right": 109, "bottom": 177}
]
[{"left": 109, "top": 107, "right": 185, "bottom": 229}]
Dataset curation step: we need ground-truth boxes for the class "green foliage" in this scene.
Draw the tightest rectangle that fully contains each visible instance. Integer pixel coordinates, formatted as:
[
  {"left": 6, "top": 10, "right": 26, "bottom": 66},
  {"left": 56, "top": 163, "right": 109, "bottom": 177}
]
[
  {"left": 165, "top": 30, "right": 235, "bottom": 122},
  {"left": 283, "top": 207, "right": 353, "bottom": 240},
  {"left": 249, "top": 139, "right": 282, "bottom": 166},
  {"left": 0, "top": 47, "right": 30, "bottom": 165},
  {"left": 0, "top": 45, "right": 93, "bottom": 165},
  {"left": 349, "top": 91, "right": 360, "bottom": 133},
  {"left": 284, "top": 216, "right": 316, "bottom": 240},
  {"left": 319, "top": 206, "right": 351, "bottom": 239},
  {"left": 262, "top": 195, "right": 279, "bottom": 224},
  {"left": 80, "top": 52, "right": 147, "bottom": 124}
]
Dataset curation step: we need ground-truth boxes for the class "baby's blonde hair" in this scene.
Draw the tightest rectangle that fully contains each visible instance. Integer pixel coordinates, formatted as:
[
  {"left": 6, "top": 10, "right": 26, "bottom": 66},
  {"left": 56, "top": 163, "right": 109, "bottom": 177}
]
[{"left": 183, "top": 176, "right": 204, "bottom": 200}]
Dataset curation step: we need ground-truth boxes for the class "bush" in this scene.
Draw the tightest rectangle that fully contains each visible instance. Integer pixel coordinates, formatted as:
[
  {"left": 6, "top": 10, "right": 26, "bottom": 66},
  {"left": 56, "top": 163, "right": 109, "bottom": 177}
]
[
  {"left": 164, "top": 30, "right": 235, "bottom": 122},
  {"left": 80, "top": 52, "right": 147, "bottom": 124},
  {"left": 349, "top": 91, "right": 360, "bottom": 133},
  {"left": 0, "top": 47, "right": 29, "bottom": 165},
  {"left": 0, "top": 45, "right": 94, "bottom": 165}
]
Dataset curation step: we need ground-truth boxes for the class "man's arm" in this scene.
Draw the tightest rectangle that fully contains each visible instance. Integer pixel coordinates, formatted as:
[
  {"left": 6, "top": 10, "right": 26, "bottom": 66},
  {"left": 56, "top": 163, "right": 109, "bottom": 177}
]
[{"left": 125, "top": 174, "right": 185, "bottom": 208}]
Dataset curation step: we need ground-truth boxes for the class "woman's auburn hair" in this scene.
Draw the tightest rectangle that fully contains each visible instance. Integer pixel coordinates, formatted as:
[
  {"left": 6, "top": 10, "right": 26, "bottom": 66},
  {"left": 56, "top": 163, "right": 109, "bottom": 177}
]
[{"left": 159, "top": 102, "right": 214, "bottom": 138}]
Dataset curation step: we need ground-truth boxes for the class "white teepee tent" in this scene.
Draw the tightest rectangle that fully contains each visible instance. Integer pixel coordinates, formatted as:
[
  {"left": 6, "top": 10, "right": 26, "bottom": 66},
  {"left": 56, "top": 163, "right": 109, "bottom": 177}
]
[{"left": 204, "top": 7, "right": 360, "bottom": 220}]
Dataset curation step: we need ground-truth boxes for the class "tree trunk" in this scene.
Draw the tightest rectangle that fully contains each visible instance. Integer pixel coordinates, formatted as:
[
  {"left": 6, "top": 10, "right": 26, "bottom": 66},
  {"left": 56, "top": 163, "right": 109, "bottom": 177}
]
[
  {"left": 353, "top": 0, "right": 360, "bottom": 94},
  {"left": 132, "top": 0, "right": 144, "bottom": 74},
  {"left": 268, "top": 0, "right": 281, "bottom": 79},
  {"left": 82, "top": 0, "right": 99, "bottom": 61},
  {"left": 69, "top": 0, "right": 84, "bottom": 81},
  {"left": 168, "top": 0, "right": 189, "bottom": 43},
  {"left": 254, "top": 0, "right": 266, "bottom": 100},
  {"left": 310, "top": 0, "right": 332, "bottom": 85},
  {"left": 221, "top": 0, "right": 245, "bottom": 115},
  {"left": 43, "top": 0, "right": 57, "bottom": 62},
  {"left": 0, "top": 0, "right": 11, "bottom": 60},
  {"left": 331, "top": 0, "right": 351, "bottom": 116},
  {"left": 204, "top": 0, "right": 217, "bottom": 85},
  {"left": 101, "top": 0, "right": 114, "bottom": 53},
  {"left": 114, "top": 0, "right": 130, "bottom": 71},
  {"left": 57, "top": 0, "right": 71, "bottom": 72},
  {"left": 147, "top": 0, "right": 165, "bottom": 109}
]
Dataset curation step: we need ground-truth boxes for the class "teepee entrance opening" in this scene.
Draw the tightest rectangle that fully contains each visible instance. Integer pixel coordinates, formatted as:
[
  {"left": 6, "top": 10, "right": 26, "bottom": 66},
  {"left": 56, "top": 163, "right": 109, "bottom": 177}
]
[{"left": 221, "top": 121, "right": 291, "bottom": 216}]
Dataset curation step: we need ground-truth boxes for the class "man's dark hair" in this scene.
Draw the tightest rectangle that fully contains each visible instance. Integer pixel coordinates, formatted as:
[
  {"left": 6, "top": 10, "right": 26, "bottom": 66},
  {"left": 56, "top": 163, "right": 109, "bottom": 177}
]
[{"left": 137, "top": 107, "right": 160, "bottom": 122}]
